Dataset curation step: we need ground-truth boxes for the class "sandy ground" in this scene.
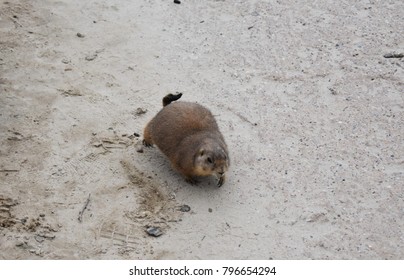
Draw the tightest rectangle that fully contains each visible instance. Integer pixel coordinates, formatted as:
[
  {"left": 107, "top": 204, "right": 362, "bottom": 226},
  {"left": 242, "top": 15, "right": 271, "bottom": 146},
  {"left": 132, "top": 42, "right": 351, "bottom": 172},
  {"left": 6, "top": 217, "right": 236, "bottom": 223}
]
[{"left": 1, "top": 0, "right": 403, "bottom": 260}]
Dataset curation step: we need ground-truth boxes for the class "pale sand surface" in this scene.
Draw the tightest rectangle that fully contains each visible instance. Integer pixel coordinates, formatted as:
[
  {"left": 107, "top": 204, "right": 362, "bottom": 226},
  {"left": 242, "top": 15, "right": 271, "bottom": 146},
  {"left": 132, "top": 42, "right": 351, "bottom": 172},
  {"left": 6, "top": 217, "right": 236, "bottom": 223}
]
[{"left": 1, "top": 0, "right": 403, "bottom": 259}]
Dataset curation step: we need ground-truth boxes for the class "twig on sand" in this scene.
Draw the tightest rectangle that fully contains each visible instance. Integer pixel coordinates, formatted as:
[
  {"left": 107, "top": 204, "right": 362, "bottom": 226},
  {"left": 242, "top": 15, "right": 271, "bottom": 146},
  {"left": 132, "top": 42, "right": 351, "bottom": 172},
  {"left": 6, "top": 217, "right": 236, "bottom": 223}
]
[
  {"left": 78, "top": 194, "right": 91, "bottom": 223},
  {"left": 383, "top": 53, "right": 404, "bottom": 59}
]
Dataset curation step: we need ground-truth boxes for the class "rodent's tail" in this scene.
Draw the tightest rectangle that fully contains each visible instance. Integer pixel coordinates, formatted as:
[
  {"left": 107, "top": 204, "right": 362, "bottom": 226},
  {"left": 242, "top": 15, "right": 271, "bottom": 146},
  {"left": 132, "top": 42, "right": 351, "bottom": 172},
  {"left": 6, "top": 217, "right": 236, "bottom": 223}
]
[{"left": 162, "top": 93, "right": 182, "bottom": 107}]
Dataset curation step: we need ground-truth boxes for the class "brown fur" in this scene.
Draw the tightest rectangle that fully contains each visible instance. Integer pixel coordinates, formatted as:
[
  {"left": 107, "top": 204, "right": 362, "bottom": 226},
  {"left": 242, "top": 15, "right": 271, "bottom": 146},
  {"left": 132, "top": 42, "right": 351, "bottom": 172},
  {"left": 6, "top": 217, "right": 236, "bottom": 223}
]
[{"left": 143, "top": 95, "right": 229, "bottom": 187}]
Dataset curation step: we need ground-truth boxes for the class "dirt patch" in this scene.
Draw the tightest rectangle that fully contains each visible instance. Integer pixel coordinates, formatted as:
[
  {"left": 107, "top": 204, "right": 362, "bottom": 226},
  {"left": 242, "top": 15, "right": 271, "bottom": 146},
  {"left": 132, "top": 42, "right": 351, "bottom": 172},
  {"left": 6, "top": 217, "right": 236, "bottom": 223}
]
[
  {"left": 0, "top": 196, "right": 18, "bottom": 228},
  {"left": 121, "top": 160, "right": 182, "bottom": 235},
  {"left": 92, "top": 160, "right": 184, "bottom": 258},
  {"left": 0, "top": 195, "right": 58, "bottom": 233}
]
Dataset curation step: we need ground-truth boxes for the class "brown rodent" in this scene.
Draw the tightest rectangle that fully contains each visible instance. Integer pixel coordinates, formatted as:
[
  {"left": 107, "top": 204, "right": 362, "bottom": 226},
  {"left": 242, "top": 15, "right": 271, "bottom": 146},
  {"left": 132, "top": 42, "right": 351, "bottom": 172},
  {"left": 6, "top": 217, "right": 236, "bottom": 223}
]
[{"left": 143, "top": 93, "right": 229, "bottom": 187}]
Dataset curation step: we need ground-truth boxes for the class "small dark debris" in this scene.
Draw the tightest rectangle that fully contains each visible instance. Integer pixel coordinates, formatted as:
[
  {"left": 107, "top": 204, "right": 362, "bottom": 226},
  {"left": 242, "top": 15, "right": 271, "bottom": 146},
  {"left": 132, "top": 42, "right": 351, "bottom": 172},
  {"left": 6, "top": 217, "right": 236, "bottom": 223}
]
[
  {"left": 7, "top": 136, "right": 22, "bottom": 141},
  {"left": 146, "top": 226, "right": 163, "bottom": 237},
  {"left": 133, "top": 132, "right": 140, "bottom": 137},
  {"left": 76, "top": 32, "right": 85, "bottom": 38},
  {"left": 383, "top": 53, "right": 404, "bottom": 59},
  {"left": 36, "top": 233, "right": 56, "bottom": 241},
  {"left": 174, "top": 0, "right": 181, "bottom": 4},
  {"left": 135, "top": 144, "right": 144, "bottom": 153},
  {"left": 208, "top": 208, "right": 213, "bottom": 213},
  {"left": 329, "top": 88, "right": 337, "bottom": 95},
  {"left": 178, "top": 205, "right": 191, "bottom": 212},
  {"left": 85, "top": 53, "right": 97, "bottom": 61},
  {"left": 135, "top": 108, "right": 147, "bottom": 115},
  {"left": 59, "top": 88, "right": 82, "bottom": 96},
  {"left": 16, "top": 241, "right": 27, "bottom": 247},
  {"left": 248, "top": 26, "right": 254, "bottom": 30},
  {"left": 93, "top": 142, "right": 102, "bottom": 148}
]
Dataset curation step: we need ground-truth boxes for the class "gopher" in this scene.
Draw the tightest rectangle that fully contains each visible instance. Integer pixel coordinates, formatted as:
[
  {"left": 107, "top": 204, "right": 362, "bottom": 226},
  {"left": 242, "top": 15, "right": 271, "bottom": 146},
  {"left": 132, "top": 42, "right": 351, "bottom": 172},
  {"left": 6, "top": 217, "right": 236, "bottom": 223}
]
[{"left": 143, "top": 93, "right": 229, "bottom": 187}]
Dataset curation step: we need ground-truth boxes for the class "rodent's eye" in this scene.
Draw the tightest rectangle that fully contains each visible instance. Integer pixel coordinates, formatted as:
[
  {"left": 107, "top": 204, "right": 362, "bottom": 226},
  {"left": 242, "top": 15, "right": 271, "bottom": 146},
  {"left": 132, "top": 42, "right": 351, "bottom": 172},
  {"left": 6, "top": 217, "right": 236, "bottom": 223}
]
[{"left": 207, "top": 157, "right": 213, "bottom": 164}]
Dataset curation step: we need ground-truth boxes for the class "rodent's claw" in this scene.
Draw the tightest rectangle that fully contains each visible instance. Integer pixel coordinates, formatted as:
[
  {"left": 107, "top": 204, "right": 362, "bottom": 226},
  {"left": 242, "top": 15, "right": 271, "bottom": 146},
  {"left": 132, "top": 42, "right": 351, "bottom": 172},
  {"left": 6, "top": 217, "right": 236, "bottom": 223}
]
[
  {"left": 142, "top": 139, "right": 153, "bottom": 147},
  {"left": 217, "top": 174, "right": 225, "bottom": 187}
]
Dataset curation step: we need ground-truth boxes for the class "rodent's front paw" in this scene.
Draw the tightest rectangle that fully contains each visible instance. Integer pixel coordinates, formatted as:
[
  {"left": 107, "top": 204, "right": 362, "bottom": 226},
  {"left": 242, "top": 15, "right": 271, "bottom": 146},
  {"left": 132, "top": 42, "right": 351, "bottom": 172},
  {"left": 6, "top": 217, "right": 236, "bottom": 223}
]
[
  {"left": 217, "top": 174, "right": 225, "bottom": 187},
  {"left": 142, "top": 139, "right": 153, "bottom": 147}
]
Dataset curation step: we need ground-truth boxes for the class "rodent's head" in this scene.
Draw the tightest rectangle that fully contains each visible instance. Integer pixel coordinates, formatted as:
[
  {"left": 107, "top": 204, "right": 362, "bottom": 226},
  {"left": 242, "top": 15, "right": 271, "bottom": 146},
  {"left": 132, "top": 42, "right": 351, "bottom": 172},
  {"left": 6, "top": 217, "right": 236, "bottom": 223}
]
[{"left": 194, "top": 144, "right": 229, "bottom": 178}]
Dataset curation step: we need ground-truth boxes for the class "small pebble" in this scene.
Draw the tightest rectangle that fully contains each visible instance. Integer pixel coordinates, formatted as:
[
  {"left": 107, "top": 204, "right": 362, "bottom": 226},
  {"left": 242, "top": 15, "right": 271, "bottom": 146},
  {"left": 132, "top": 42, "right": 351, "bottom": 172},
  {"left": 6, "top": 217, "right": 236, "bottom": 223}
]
[
  {"left": 135, "top": 108, "right": 147, "bottom": 115},
  {"left": 383, "top": 53, "right": 404, "bottom": 59},
  {"left": 135, "top": 144, "right": 144, "bottom": 153},
  {"left": 85, "top": 53, "right": 97, "bottom": 61},
  {"left": 178, "top": 205, "right": 191, "bottom": 212},
  {"left": 146, "top": 227, "right": 163, "bottom": 237},
  {"left": 208, "top": 208, "right": 213, "bottom": 213},
  {"left": 174, "top": 0, "right": 181, "bottom": 4},
  {"left": 76, "top": 32, "right": 85, "bottom": 38},
  {"left": 34, "top": 235, "right": 45, "bottom": 243}
]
